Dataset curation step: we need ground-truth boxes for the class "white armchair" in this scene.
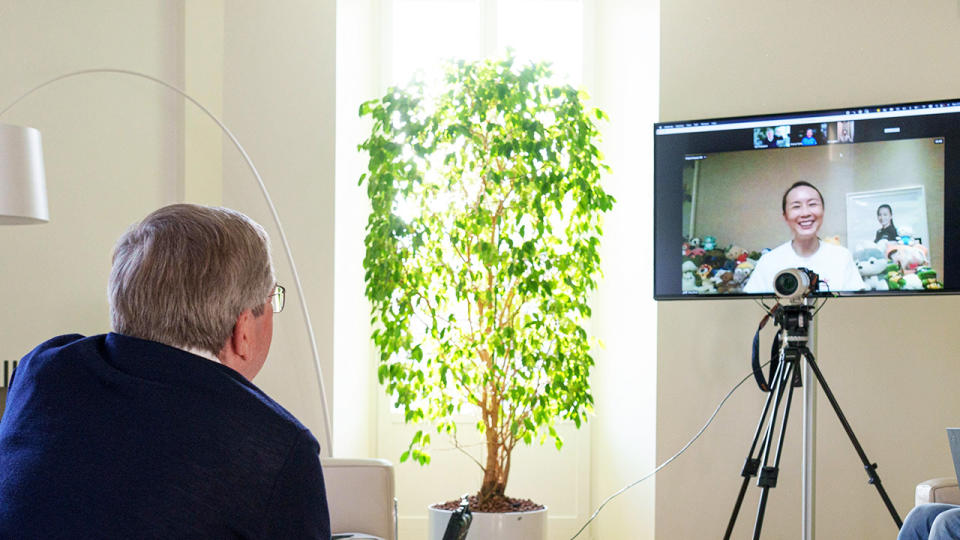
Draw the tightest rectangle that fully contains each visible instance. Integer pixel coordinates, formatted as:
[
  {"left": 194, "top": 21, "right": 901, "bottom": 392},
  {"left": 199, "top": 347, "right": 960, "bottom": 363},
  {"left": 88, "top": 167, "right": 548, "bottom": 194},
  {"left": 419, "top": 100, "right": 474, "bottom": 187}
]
[
  {"left": 322, "top": 458, "right": 397, "bottom": 540},
  {"left": 916, "top": 477, "right": 960, "bottom": 506}
]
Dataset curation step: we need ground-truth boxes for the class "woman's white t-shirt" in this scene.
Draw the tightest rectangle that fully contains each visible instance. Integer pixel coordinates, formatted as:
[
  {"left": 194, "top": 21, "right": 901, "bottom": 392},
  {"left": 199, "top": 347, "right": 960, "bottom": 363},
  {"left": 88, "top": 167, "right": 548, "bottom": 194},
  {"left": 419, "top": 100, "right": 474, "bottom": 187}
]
[{"left": 743, "top": 240, "right": 865, "bottom": 294}]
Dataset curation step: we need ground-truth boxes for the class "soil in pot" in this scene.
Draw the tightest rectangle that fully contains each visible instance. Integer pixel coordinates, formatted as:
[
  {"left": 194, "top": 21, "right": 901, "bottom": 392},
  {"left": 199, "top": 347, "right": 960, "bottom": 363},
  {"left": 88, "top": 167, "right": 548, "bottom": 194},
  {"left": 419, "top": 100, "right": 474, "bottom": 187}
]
[{"left": 434, "top": 494, "right": 544, "bottom": 513}]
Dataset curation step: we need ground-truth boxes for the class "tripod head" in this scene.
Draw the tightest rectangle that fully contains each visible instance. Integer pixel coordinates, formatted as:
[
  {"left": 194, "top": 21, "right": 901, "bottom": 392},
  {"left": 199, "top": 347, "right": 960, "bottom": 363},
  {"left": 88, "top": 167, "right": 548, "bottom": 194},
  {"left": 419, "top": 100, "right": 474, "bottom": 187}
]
[
  {"left": 774, "top": 302, "right": 814, "bottom": 347},
  {"left": 751, "top": 267, "right": 821, "bottom": 393},
  {"left": 751, "top": 299, "right": 815, "bottom": 393},
  {"left": 772, "top": 266, "right": 819, "bottom": 353}
]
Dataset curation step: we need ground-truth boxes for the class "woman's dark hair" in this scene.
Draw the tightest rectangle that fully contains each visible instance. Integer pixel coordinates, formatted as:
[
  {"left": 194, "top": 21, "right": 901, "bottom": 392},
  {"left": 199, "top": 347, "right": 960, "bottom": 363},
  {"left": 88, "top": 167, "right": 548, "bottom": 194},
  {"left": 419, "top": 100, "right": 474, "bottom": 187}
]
[
  {"left": 877, "top": 204, "right": 893, "bottom": 216},
  {"left": 781, "top": 181, "right": 824, "bottom": 213}
]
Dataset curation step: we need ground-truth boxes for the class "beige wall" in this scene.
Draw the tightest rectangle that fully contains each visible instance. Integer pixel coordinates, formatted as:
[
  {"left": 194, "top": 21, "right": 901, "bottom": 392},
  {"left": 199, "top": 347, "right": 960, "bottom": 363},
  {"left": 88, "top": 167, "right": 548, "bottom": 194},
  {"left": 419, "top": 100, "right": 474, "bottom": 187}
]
[
  {"left": 0, "top": 1, "right": 184, "bottom": 412},
  {"left": 220, "top": 0, "right": 337, "bottom": 452},
  {"left": 0, "top": 2, "right": 337, "bottom": 452},
  {"left": 660, "top": 1, "right": 960, "bottom": 539}
]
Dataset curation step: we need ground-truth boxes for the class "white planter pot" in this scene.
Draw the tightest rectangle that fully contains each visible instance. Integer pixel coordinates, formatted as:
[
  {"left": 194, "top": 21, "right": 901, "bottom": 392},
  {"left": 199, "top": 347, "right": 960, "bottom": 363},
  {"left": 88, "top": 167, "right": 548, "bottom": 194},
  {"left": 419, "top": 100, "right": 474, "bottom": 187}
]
[{"left": 427, "top": 505, "right": 547, "bottom": 540}]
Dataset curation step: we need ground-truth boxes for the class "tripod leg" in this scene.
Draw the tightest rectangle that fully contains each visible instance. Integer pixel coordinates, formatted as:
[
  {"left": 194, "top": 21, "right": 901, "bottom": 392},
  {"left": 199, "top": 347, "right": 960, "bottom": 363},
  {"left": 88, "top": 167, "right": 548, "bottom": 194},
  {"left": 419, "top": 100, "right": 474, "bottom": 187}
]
[
  {"left": 753, "top": 359, "right": 798, "bottom": 540},
  {"left": 804, "top": 350, "right": 903, "bottom": 529},
  {"left": 724, "top": 357, "right": 787, "bottom": 540}
]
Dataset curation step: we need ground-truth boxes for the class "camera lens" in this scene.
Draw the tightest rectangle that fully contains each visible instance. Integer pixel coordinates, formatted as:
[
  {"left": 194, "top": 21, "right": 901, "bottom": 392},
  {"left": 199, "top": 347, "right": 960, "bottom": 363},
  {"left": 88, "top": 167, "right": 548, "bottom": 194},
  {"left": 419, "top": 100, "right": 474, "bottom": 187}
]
[{"left": 775, "top": 272, "right": 799, "bottom": 295}]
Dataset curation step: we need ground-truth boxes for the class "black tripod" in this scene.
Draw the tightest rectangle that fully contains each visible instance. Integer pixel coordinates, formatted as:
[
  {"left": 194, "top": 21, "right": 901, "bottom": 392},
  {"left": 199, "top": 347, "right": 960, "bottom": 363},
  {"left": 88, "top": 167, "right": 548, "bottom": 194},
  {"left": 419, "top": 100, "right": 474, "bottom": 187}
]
[{"left": 723, "top": 302, "right": 902, "bottom": 539}]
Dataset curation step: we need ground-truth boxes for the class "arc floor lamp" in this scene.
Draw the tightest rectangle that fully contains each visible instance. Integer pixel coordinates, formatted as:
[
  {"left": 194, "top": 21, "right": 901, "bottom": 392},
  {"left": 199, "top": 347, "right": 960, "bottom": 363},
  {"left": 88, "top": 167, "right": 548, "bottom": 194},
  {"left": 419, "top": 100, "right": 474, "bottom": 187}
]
[{"left": 0, "top": 69, "right": 333, "bottom": 456}]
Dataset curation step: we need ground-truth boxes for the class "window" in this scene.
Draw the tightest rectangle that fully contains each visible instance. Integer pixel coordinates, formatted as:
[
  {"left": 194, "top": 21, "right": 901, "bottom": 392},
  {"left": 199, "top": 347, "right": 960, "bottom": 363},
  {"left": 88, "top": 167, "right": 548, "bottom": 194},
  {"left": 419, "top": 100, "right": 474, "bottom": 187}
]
[
  {"left": 378, "top": 0, "right": 588, "bottom": 417},
  {"left": 385, "top": 0, "right": 586, "bottom": 89}
]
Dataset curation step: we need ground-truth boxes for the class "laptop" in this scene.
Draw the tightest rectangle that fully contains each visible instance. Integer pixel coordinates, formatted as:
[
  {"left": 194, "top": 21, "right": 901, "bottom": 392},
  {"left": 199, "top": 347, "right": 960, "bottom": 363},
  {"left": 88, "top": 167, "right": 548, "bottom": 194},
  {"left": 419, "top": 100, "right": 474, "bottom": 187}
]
[{"left": 948, "top": 428, "right": 960, "bottom": 485}]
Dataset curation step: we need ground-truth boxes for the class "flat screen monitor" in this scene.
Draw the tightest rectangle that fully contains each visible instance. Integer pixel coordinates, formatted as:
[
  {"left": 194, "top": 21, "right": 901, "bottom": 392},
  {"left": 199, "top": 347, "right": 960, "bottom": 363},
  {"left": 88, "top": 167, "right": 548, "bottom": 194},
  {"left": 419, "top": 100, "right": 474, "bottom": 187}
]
[{"left": 654, "top": 98, "right": 960, "bottom": 300}]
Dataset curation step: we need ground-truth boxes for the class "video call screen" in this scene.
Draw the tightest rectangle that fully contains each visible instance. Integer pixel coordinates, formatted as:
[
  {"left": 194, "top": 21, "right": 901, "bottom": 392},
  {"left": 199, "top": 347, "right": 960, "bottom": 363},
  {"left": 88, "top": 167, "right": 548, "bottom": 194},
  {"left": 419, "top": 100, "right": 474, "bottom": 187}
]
[{"left": 654, "top": 99, "right": 960, "bottom": 300}]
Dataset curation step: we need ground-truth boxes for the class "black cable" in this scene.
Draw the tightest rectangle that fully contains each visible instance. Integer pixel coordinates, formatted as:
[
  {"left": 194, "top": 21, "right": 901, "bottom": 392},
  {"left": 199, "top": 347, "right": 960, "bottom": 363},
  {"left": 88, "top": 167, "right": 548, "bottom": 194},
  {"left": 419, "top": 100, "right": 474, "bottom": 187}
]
[
  {"left": 812, "top": 294, "right": 831, "bottom": 318},
  {"left": 568, "top": 360, "right": 771, "bottom": 540},
  {"left": 754, "top": 297, "right": 776, "bottom": 316}
]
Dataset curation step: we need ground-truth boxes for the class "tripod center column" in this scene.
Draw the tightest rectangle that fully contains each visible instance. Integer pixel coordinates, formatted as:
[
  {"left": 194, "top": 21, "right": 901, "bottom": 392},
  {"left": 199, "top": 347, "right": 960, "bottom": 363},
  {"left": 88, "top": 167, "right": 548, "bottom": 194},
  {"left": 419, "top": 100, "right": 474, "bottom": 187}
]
[{"left": 802, "top": 318, "right": 818, "bottom": 540}]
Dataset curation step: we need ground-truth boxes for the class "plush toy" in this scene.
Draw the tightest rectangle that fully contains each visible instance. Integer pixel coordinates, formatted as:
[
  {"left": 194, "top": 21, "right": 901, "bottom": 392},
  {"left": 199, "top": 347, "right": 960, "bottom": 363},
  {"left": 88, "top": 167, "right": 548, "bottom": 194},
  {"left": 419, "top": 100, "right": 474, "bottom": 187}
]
[
  {"left": 698, "top": 264, "right": 713, "bottom": 282},
  {"left": 733, "top": 260, "right": 755, "bottom": 287},
  {"left": 703, "top": 235, "right": 717, "bottom": 251},
  {"left": 682, "top": 260, "right": 698, "bottom": 293},
  {"left": 717, "top": 272, "right": 740, "bottom": 294},
  {"left": 884, "top": 262, "right": 906, "bottom": 290},
  {"left": 888, "top": 243, "right": 928, "bottom": 274},
  {"left": 903, "top": 273, "right": 924, "bottom": 290},
  {"left": 725, "top": 245, "right": 747, "bottom": 264},
  {"left": 688, "top": 247, "right": 706, "bottom": 258},
  {"left": 715, "top": 271, "right": 739, "bottom": 294},
  {"left": 853, "top": 243, "right": 889, "bottom": 291},
  {"left": 682, "top": 242, "right": 691, "bottom": 257},
  {"left": 703, "top": 249, "right": 727, "bottom": 269},
  {"left": 853, "top": 242, "right": 881, "bottom": 259},
  {"left": 697, "top": 279, "right": 717, "bottom": 294},
  {"left": 689, "top": 237, "right": 702, "bottom": 248},
  {"left": 917, "top": 266, "right": 944, "bottom": 290}
]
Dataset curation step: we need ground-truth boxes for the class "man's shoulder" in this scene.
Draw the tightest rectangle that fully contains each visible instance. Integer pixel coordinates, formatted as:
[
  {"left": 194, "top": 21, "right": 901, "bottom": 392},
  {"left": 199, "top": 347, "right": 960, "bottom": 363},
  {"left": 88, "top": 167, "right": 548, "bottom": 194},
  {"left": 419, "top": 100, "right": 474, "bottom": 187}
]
[
  {"left": 16, "top": 333, "right": 102, "bottom": 378},
  {"left": 113, "top": 335, "right": 315, "bottom": 439},
  {"left": 26, "top": 333, "right": 96, "bottom": 357},
  {"left": 19, "top": 333, "right": 313, "bottom": 440},
  {"left": 233, "top": 378, "right": 315, "bottom": 439}
]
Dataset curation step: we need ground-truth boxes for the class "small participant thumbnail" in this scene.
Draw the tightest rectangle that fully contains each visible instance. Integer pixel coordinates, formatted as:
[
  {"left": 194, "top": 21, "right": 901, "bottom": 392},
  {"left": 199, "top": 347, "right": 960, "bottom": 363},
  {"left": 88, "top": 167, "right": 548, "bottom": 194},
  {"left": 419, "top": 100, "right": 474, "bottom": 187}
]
[
  {"left": 753, "top": 125, "right": 791, "bottom": 149},
  {"left": 828, "top": 120, "right": 855, "bottom": 143},
  {"left": 790, "top": 123, "right": 827, "bottom": 146}
]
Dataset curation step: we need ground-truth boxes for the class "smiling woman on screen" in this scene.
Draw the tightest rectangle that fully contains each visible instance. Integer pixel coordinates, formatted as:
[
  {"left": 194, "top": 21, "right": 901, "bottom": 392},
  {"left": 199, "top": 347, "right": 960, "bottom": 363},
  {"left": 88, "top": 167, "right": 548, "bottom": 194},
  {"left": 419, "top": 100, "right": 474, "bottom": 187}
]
[{"left": 743, "top": 181, "right": 865, "bottom": 294}]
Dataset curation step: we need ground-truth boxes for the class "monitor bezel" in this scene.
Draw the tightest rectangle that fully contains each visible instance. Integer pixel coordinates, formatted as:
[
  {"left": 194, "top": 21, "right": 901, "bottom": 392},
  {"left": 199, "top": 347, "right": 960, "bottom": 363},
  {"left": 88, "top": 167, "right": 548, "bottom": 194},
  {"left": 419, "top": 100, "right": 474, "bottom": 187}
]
[{"left": 654, "top": 97, "right": 960, "bottom": 301}]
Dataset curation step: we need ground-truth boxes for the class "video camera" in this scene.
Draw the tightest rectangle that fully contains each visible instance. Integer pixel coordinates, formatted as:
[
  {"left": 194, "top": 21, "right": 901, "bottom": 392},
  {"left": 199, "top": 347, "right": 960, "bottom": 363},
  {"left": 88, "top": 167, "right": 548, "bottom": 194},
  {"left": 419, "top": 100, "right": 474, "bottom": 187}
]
[{"left": 773, "top": 267, "right": 819, "bottom": 304}]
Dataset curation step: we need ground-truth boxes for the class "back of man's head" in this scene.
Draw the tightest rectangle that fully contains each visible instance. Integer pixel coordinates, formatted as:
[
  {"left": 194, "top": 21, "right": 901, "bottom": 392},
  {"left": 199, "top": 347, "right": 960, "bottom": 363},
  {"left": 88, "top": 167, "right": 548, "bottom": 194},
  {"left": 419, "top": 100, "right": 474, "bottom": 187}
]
[{"left": 108, "top": 204, "right": 274, "bottom": 356}]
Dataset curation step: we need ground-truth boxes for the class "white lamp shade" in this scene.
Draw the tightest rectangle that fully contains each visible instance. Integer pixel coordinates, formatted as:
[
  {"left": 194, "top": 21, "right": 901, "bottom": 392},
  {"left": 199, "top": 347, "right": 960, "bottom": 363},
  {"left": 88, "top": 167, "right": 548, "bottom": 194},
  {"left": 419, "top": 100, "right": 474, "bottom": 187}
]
[{"left": 0, "top": 123, "right": 48, "bottom": 224}]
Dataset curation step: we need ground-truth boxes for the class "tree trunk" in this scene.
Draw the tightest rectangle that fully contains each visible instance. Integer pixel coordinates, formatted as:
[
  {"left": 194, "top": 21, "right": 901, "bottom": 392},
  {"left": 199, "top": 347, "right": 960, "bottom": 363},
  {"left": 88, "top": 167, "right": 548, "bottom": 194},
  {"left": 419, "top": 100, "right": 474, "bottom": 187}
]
[
  {"left": 479, "top": 440, "right": 506, "bottom": 504},
  {"left": 479, "top": 409, "right": 511, "bottom": 503},
  {"left": 477, "top": 336, "right": 511, "bottom": 506}
]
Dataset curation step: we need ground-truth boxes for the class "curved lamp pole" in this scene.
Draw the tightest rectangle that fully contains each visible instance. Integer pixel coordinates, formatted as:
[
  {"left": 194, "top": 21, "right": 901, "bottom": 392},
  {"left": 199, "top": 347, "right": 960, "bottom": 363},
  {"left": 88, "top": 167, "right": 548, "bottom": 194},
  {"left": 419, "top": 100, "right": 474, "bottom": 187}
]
[{"left": 0, "top": 68, "right": 333, "bottom": 455}]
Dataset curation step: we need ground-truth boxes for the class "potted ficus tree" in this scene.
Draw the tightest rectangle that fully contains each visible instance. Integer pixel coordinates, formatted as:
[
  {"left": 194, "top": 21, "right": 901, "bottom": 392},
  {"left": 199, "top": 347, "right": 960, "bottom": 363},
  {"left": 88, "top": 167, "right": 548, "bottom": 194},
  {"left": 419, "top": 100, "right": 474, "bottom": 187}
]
[{"left": 359, "top": 54, "right": 613, "bottom": 539}]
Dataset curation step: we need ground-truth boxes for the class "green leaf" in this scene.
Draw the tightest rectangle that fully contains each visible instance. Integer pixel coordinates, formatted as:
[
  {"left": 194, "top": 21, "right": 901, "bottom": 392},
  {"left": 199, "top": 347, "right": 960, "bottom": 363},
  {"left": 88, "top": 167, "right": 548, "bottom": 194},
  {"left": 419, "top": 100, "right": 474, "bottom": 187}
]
[{"left": 359, "top": 51, "right": 612, "bottom": 492}]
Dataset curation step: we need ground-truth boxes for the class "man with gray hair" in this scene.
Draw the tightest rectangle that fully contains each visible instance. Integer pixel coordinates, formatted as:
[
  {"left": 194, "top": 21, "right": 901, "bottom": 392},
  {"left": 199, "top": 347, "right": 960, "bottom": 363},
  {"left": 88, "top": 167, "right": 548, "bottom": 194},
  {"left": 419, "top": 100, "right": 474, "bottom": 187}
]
[{"left": 0, "top": 204, "right": 331, "bottom": 538}]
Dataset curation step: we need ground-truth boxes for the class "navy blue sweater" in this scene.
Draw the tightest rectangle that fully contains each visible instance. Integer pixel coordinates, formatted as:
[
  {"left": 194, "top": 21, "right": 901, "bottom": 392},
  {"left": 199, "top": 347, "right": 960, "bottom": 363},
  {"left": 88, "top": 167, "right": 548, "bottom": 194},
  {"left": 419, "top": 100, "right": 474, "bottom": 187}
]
[{"left": 0, "top": 333, "right": 330, "bottom": 539}]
